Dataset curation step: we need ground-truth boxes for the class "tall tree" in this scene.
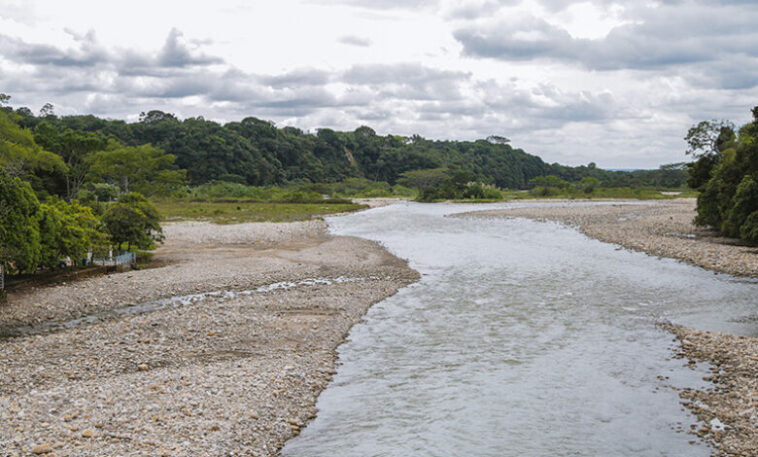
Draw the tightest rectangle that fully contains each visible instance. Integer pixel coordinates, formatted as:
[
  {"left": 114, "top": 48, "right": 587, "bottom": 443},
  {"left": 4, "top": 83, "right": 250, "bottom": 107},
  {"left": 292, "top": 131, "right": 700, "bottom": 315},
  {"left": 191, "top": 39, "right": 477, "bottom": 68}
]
[
  {"left": 0, "top": 111, "right": 66, "bottom": 195},
  {"left": 87, "top": 142, "right": 186, "bottom": 194},
  {"left": 0, "top": 168, "right": 41, "bottom": 273},
  {"left": 34, "top": 121, "right": 106, "bottom": 200}
]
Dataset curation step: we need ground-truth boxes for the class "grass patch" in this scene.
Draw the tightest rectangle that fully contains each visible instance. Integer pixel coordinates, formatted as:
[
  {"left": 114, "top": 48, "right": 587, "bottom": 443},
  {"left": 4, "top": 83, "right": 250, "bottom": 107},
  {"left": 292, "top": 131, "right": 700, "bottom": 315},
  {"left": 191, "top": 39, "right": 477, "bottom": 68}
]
[{"left": 155, "top": 200, "right": 366, "bottom": 224}]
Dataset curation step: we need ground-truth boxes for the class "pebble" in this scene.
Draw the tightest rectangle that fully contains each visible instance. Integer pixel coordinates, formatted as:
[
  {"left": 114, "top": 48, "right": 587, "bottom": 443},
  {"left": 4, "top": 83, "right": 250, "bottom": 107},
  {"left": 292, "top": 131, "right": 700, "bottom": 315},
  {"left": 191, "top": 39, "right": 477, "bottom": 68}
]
[{"left": 32, "top": 444, "right": 52, "bottom": 454}]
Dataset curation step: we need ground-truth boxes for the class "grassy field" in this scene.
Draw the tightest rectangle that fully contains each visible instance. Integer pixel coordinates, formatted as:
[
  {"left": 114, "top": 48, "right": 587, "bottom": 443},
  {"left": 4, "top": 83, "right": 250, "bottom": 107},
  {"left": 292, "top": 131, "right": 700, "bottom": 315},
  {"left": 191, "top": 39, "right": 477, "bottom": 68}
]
[{"left": 155, "top": 200, "right": 367, "bottom": 224}]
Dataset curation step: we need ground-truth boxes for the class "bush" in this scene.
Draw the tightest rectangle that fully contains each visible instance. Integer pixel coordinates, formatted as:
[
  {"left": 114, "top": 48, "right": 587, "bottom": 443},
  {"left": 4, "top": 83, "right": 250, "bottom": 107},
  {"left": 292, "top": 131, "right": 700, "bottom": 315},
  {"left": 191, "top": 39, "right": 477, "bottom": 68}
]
[
  {"left": 529, "top": 186, "right": 559, "bottom": 197},
  {"left": 579, "top": 177, "right": 600, "bottom": 193},
  {"left": 529, "top": 175, "right": 570, "bottom": 189}
]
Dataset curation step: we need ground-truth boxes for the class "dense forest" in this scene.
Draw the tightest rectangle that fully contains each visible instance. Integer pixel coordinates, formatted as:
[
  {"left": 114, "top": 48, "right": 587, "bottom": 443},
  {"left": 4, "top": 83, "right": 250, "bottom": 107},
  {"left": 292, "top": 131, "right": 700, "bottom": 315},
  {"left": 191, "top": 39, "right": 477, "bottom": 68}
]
[{"left": 3, "top": 101, "right": 686, "bottom": 197}]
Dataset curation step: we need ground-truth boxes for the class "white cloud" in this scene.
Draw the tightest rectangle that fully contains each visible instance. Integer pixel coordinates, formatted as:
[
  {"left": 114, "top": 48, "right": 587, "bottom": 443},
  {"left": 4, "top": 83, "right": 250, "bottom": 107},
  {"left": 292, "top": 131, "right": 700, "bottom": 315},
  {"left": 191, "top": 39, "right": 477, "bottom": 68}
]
[{"left": 0, "top": 0, "right": 756, "bottom": 168}]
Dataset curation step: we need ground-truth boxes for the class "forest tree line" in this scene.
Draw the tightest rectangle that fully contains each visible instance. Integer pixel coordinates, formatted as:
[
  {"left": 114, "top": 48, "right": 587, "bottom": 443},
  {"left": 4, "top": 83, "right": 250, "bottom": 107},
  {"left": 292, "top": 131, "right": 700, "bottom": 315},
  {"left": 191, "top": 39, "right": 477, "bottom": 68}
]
[{"left": 4, "top": 101, "right": 686, "bottom": 198}]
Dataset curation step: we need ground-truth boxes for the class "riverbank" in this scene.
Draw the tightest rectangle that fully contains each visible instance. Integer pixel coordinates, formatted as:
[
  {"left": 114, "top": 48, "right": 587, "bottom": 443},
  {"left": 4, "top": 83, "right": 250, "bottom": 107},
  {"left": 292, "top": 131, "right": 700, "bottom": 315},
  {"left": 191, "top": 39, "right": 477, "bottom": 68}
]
[
  {"left": 0, "top": 219, "right": 418, "bottom": 456},
  {"left": 462, "top": 198, "right": 758, "bottom": 456}
]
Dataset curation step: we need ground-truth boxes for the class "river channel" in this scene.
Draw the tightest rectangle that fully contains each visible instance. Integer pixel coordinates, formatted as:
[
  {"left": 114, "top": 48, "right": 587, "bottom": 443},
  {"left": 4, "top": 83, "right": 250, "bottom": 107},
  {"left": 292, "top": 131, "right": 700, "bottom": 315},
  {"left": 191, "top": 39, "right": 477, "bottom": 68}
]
[{"left": 283, "top": 201, "right": 758, "bottom": 457}]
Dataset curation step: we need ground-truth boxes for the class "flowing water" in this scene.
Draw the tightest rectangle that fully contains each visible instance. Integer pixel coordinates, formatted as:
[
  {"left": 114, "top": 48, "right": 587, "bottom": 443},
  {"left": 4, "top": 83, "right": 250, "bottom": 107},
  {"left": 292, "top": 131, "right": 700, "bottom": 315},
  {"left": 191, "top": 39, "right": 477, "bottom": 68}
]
[{"left": 283, "top": 201, "right": 758, "bottom": 457}]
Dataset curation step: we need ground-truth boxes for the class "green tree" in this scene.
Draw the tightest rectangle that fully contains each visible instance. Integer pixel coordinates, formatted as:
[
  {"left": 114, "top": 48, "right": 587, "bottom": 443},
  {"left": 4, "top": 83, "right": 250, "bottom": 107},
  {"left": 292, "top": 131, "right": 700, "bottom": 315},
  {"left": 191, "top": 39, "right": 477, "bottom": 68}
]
[
  {"left": 38, "top": 198, "right": 108, "bottom": 268},
  {"left": 691, "top": 106, "right": 758, "bottom": 244},
  {"left": 0, "top": 111, "right": 66, "bottom": 194},
  {"left": 102, "top": 193, "right": 163, "bottom": 251},
  {"left": 33, "top": 121, "right": 106, "bottom": 200},
  {"left": 0, "top": 167, "right": 41, "bottom": 273},
  {"left": 88, "top": 142, "right": 186, "bottom": 194},
  {"left": 579, "top": 177, "right": 600, "bottom": 193}
]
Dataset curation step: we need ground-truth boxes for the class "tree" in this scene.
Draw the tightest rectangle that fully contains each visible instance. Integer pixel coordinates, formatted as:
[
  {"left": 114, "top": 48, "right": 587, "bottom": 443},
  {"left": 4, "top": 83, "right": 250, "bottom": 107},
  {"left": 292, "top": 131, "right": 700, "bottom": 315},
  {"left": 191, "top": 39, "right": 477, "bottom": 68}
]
[
  {"left": 0, "top": 111, "right": 66, "bottom": 190},
  {"left": 486, "top": 135, "right": 510, "bottom": 145},
  {"left": 0, "top": 167, "right": 41, "bottom": 273},
  {"left": 691, "top": 106, "right": 758, "bottom": 244},
  {"left": 88, "top": 142, "right": 186, "bottom": 194},
  {"left": 102, "top": 193, "right": 163, "bottom": 251},
  {"left": 33, "top": 121, "right": 106, "bottom": 200},
  {"left": 0, "top": 93, "right": 10, "bottom": 106},
  {"left": 684, "top": 120, "right": 735, "bottom": 158},
  {"left": 38, "top": 198, "right": 108, "bottom": 268},
  {"left": 579, "top": 177, "right": 600, "bottom": 193},
  {"left": 39, "top": 103, "right": 56, "bottom": 118}
]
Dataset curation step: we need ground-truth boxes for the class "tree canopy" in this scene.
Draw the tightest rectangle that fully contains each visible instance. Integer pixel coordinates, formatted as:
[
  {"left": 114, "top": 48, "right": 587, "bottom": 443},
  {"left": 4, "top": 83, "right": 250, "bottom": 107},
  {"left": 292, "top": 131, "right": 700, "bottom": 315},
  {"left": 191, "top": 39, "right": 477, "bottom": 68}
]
[{"left": 689, "top": 106, "right": 758, "bottom": 244}]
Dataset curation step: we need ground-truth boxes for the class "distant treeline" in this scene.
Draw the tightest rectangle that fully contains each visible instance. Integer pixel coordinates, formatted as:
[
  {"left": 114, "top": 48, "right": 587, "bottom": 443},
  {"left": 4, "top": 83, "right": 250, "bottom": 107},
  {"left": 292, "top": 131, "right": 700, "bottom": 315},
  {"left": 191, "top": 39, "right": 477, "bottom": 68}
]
[{"left": 5, "top": 106, "right": 686, "bottom": 192}]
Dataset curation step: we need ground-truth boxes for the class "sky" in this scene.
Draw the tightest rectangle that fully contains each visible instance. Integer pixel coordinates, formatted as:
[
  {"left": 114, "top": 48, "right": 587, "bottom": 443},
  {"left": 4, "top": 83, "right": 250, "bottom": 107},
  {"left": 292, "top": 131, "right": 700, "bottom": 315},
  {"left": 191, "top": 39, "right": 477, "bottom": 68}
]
[{"left": 1, "top": 0, "right": 757, "bottom": 169}]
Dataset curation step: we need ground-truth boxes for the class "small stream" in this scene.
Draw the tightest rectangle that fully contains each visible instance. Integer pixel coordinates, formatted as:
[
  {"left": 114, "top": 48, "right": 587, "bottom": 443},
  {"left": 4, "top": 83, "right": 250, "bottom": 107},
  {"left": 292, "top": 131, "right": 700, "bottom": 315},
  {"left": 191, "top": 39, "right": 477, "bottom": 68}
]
[{"left": 283, "top": 201, "right": 758, "bottom": 457}]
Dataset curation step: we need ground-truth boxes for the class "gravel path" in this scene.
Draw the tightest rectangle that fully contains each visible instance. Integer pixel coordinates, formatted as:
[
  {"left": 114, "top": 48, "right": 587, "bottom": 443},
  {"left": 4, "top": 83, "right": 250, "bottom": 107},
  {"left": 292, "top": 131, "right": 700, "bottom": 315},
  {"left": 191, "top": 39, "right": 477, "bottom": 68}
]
[
  {"left": 0, "top": 220, "right": 418, "bottom": 456},
  {"left": 462, "top": 199, "right": 758, "bottom": 456}
]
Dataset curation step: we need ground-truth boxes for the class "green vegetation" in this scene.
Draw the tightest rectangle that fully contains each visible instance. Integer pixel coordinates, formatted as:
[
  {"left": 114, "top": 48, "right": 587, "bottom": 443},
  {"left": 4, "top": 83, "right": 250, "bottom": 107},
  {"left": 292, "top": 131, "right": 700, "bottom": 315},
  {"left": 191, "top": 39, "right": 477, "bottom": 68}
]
[
  {"left": 0, "top": 168, "right": 42, "bottom": 273},
  {"left": 102, "top": 193, "right": 164, "bottom": 251},
  {"left": 686, "top": 106, "right": 758, "bottom": 244},
  {"left": 155, "top": 200, "right": 365, "bottom": 224},
  {"left": 5, "top": 104, "right": 688, "bottom": 192}
]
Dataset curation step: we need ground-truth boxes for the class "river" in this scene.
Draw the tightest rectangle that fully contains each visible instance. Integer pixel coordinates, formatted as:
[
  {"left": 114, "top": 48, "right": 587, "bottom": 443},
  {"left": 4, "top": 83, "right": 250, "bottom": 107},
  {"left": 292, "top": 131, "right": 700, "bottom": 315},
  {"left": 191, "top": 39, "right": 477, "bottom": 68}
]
[{"left": 282, "top": 201, "right": 758, "bottom": 457}]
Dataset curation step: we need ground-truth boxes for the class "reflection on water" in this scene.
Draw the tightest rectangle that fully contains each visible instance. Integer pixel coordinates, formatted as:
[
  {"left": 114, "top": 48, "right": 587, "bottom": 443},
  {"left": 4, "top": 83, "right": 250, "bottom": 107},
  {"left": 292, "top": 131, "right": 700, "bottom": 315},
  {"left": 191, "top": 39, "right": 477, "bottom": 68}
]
[{"left": 283, "top": 201, "right": 757, "bottom": 457}]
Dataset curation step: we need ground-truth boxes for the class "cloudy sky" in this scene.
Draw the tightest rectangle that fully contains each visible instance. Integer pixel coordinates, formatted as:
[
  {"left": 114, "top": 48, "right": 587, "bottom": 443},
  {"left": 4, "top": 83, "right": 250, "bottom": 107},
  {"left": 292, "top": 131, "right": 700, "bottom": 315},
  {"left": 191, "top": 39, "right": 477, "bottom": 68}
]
[{"left": 1, "top": 0, "right": 756, "bottom": 168}]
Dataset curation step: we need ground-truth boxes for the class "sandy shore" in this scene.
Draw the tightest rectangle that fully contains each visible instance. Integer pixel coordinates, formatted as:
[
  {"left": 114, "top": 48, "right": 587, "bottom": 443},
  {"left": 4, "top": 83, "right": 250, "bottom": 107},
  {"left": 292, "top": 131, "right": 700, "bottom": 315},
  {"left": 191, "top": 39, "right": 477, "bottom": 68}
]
[
  {"left": 0, "top": 219, "right": 418, "bottom": 456},
  {"left": 462, "top": 199, "right": 758, "bottom": 456}
]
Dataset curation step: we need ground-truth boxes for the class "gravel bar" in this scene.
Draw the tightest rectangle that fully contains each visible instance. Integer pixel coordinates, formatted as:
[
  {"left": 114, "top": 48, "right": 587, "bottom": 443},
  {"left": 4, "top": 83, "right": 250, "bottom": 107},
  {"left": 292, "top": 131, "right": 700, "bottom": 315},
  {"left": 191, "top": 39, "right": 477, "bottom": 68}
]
[{"left": 0, "top": 219, "right": 418, "bottom": 456}]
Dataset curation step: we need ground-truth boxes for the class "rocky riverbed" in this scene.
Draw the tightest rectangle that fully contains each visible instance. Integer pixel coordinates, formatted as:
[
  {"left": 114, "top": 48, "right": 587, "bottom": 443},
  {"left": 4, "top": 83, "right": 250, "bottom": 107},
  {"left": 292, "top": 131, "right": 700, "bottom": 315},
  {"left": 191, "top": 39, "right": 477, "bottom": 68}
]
[
  {"left": 462, "top": 199, "right": 758, "bottom": 456},
  {"left": 0, "top": 219, "right": 418, "bottom": 456}
]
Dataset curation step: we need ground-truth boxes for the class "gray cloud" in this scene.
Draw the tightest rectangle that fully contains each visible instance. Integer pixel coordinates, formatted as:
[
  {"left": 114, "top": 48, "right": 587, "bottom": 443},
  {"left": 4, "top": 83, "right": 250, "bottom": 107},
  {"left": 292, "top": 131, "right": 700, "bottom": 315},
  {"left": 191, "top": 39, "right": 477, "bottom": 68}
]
[
  {"left": 0, "top": 27, "right": 223, "bottom": 75},
  {"left": 453, "top": 0, "right": 758, "bottom": 89},
  {"left": 0, "top": 32, "right": 108, "bottom": 67},
  {"left": 338, "top": 35, "right": 372, "bottom": 47},
  {"left": 157, "top": 28, "right": 222, "bottom": 67},
  {"left": 257, "top": 68, "right": 332, "bottom": 88}
]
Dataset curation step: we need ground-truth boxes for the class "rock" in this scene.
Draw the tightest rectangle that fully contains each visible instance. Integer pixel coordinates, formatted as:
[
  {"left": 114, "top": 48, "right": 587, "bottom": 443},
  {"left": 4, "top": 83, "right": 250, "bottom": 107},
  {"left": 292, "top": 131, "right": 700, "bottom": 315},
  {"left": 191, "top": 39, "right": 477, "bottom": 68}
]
[
  {"left": 81, "top": 429, "right": 95, "bottom": 438},
  {"left": 138, "top": 363, "right": 149, "bottom": 371},
  {"left": 32, "top": 444, "right": 52, "bottom": 454}
]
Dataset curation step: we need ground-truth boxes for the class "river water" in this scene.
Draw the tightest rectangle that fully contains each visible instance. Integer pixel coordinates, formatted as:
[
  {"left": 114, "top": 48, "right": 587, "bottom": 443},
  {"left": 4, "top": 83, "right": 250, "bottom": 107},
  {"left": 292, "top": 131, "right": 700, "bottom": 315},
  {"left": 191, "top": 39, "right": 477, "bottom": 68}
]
[{"left": 283, "top": 201, "right": 758, "bottom": 457}]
